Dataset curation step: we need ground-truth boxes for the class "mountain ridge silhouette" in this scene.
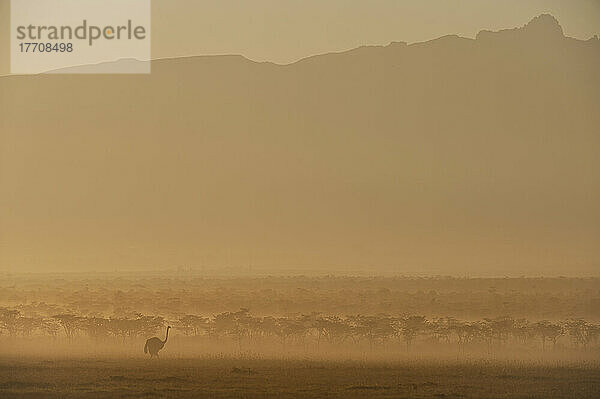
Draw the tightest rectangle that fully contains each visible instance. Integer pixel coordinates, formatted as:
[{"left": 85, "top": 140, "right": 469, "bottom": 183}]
[
  {"left": 1, "top": 14, "right": 595, "bottom": 76},
  {"left": 0, "top": 15, "right": 599, "bottom": 275}
]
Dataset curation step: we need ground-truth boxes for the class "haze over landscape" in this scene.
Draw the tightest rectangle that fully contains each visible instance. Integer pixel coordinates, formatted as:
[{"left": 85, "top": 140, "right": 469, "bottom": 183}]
[
  {"left": 2, "top": 4, "right": 600, "bottom": 398},
  {"left": 1, "top": 14, "right": 599, "bottom": 275}
]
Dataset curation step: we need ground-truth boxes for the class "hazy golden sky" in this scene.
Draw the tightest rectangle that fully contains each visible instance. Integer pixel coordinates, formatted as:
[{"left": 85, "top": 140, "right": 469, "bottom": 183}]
[
  {"left": 1, "top": 0, "right": 600, "bottom": 74},
  {"left": 151, "top": 0, "right": 600, "bottom": 63}
]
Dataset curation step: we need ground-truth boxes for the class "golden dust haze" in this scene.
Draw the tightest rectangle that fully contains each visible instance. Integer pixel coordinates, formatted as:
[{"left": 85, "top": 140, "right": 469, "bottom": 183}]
[
  {"left": 2, "top": 3, "right": 600, "bottom": 399},
  {"left": 0, "top": 2, "right": 599, "bottom": 276}
]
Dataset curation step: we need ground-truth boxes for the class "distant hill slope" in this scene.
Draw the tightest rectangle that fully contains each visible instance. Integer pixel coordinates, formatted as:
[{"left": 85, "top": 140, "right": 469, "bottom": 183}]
[{"left": 1, "top": 15, "right": 599, "bottom": 275}]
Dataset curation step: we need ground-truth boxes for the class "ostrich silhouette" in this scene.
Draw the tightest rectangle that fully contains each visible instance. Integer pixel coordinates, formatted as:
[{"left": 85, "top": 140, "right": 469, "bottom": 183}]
[{"left": 144, "top": 326, "right": 171, "bottom": 358}]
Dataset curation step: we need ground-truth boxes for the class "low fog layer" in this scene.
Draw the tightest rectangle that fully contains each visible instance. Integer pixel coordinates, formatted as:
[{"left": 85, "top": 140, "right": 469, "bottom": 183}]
[{"left": 1, "top": 275, "right": 599, "bottom": 363}]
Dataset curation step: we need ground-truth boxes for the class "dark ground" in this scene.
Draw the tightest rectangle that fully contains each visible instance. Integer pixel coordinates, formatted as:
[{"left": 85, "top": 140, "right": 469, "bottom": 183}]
[{"left": 0, "top": 357, "right": 598, "bottom": 398}]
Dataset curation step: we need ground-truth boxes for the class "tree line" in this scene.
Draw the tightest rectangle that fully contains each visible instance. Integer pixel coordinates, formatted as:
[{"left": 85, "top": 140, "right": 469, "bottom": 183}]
[
  {"left": 1, "top": 307, "right": 599, "bottom": 351},
  {"left": 3, "top": 276, "right": 598, "bottom": 320}
]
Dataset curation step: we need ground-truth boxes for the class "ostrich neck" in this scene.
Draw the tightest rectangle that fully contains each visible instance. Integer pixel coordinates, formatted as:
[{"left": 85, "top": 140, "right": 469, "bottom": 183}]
[{"left": 163, "top": 328, "right": 169, "bottom": 344}]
